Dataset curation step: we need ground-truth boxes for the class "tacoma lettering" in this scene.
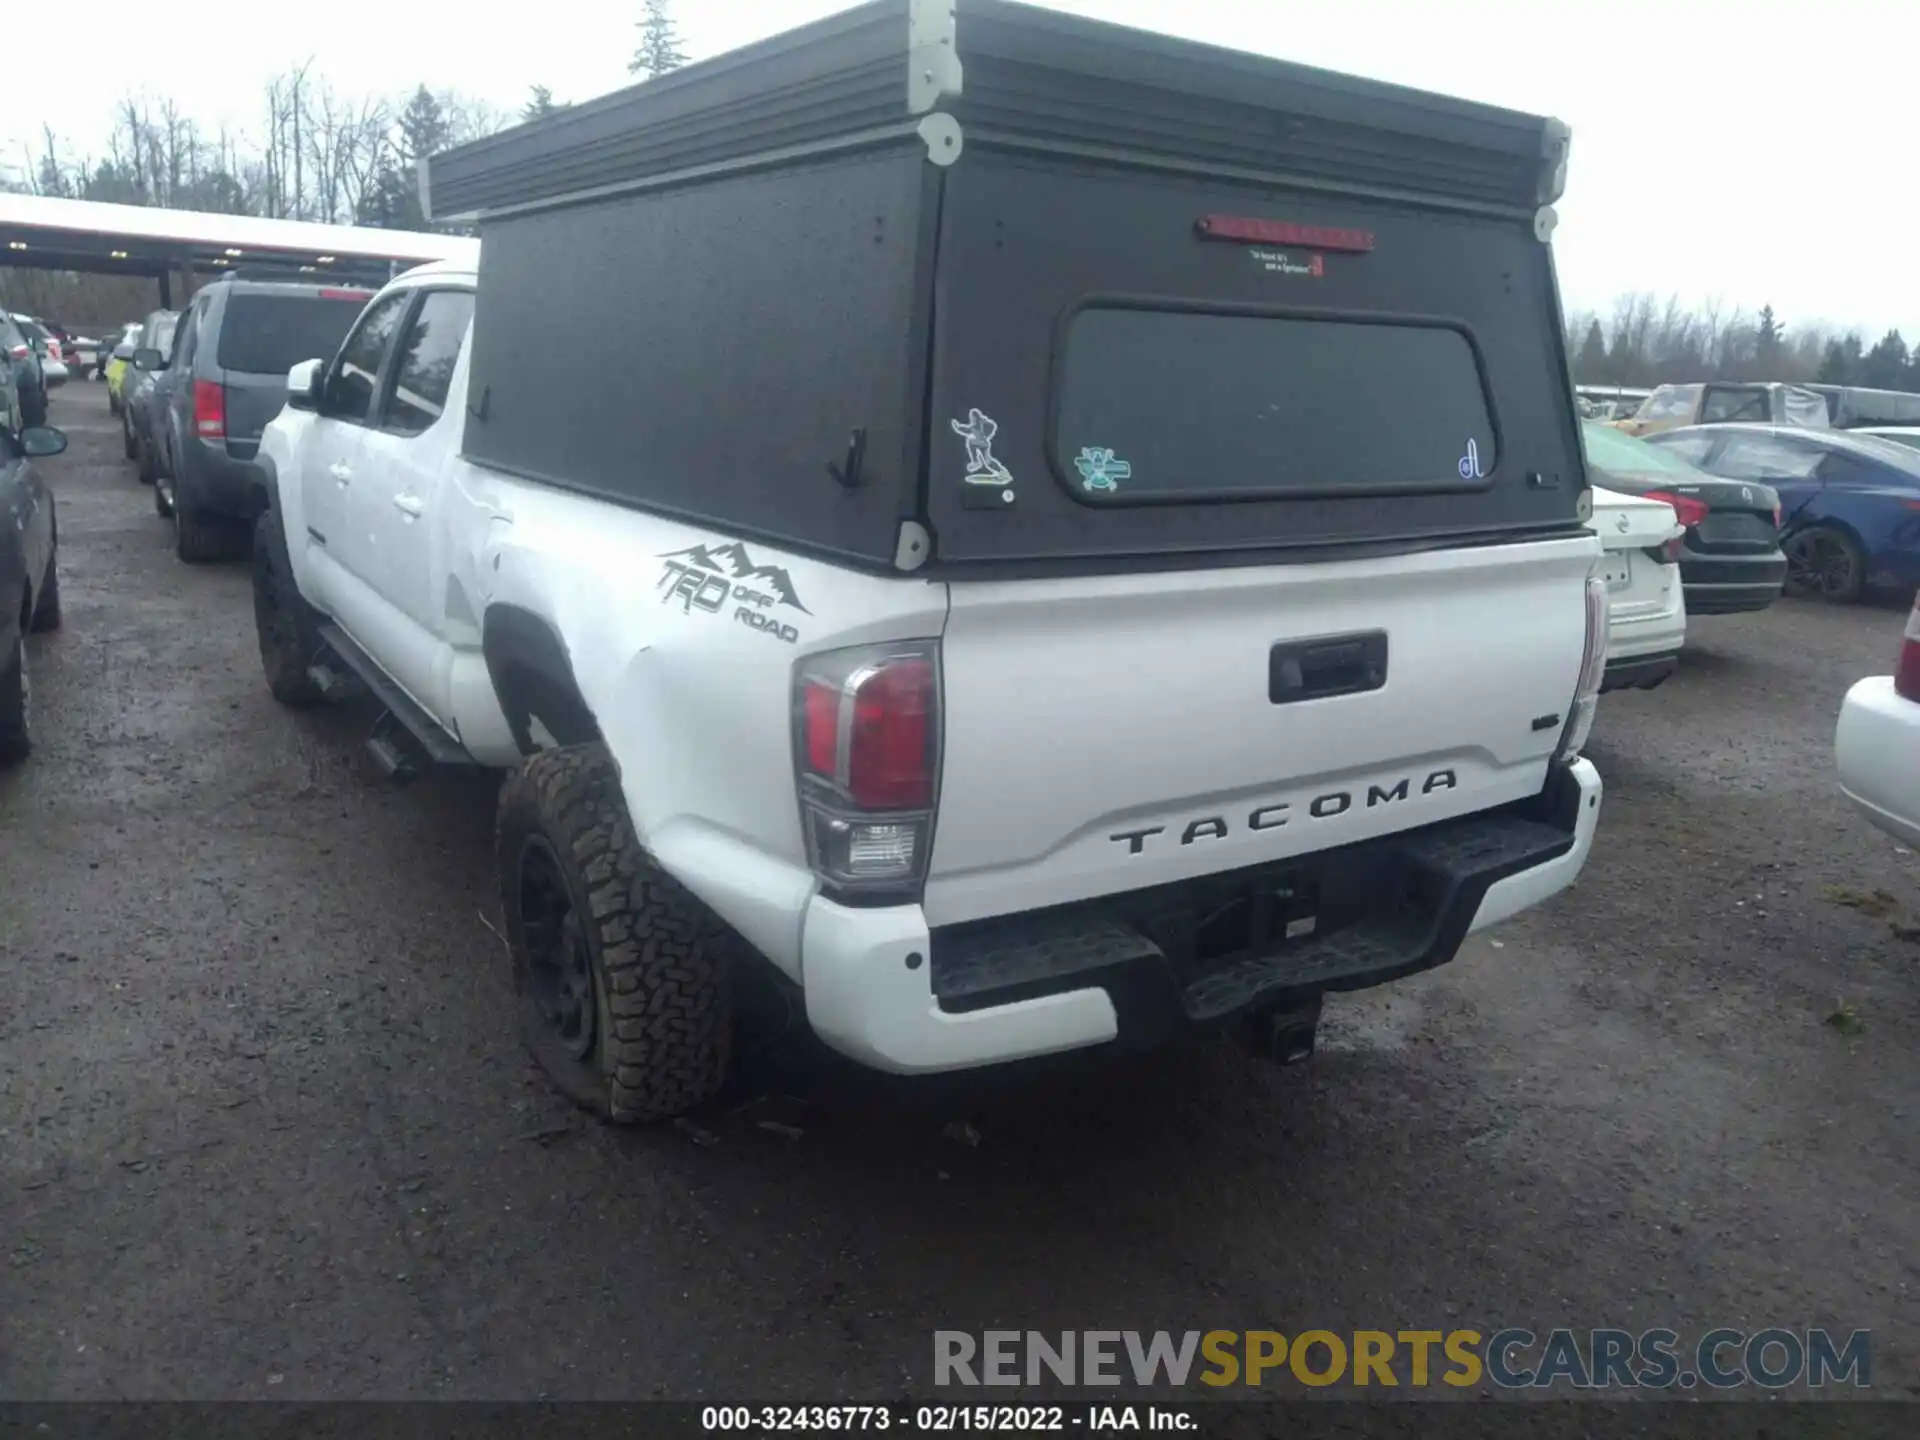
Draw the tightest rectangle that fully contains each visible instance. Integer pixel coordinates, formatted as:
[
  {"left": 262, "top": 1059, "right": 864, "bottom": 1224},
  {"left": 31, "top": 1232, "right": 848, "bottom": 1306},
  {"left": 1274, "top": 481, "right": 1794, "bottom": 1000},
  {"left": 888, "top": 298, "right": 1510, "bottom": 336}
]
[{"left": 1109, "top": 771, "right": 1460, "bottom": 853}]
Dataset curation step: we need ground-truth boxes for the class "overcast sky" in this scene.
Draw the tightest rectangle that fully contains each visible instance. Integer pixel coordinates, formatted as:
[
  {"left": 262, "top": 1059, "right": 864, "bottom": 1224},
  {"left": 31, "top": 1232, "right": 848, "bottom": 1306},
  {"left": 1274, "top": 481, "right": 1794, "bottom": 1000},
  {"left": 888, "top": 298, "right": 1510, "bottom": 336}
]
[{"left": 9, "top": 0, "right": 1917, "bottom": 337}]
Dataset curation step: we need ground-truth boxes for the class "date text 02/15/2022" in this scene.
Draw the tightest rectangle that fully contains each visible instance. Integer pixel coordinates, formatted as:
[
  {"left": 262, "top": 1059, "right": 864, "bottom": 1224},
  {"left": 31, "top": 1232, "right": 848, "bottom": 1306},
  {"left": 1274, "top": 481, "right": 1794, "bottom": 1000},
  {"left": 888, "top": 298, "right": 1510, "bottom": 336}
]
[{"left": 701, "top": 1406, "right": 1196, "bottom": 1432}]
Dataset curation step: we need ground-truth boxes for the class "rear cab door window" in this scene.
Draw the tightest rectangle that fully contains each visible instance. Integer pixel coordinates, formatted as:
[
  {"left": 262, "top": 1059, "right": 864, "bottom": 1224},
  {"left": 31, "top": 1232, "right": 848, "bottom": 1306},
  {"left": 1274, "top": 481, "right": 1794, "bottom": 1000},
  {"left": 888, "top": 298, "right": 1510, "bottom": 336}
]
[
  {"left": 322, "top": 291, "right": 411, "bottom": 425},
  {"left": 378, "top": 289, "right": 476, "bottom": 438}
]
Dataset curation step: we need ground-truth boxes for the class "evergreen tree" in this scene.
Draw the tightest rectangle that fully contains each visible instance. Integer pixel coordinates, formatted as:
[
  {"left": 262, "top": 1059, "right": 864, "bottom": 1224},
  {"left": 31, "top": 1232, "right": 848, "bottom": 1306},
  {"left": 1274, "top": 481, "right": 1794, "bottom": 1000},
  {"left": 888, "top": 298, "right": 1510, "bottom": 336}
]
[
  {"left": 1858, "top": 330, "right": 1910, "bottom": 391},
  {"left": 630, "top": 0, "right": 689, "bottom": 78},
  {"left": 1816, "top": 338, "right": 1851, "bottom": 386},
  {"left": 1573, "top": 319, "right": 1608, "bottom": 382},
  {"left": 1753, "top": 304, "right": 1784, "bottom": 375},
  {"left": 399, "top": 86, "right": 450, "bottom": 165},
  {"left": 523, "top": 85, "right": 561, "bottom": 121},
  {"left": 356, "top": 157, "right": 419, "bottom": 230}
]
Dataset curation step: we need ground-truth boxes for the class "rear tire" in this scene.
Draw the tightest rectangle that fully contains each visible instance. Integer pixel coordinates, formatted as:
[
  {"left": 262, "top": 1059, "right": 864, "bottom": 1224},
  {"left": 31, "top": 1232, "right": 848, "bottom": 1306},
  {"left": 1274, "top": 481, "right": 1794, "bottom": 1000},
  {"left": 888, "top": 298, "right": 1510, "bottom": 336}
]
[
  {"left": 30, "top": 560, "right": 60, "bottom": 633},
  {"left": 121, "top": 407, "right": 138, "bottom": 460},
  {"left": 497, "top": 744, "right": 735, "bottom": 1124},
  {"left": 1784, "top": 524, "right": 1865, "bottom": 604},
  {"left": 0, "top": 631, "right": 30, "bottom": 766},
  {"left": 174, "top": 502, "right": 227, "bottom": 564},
  {"left": 253, "top": 510, "right": 328, "bottom": 707}
]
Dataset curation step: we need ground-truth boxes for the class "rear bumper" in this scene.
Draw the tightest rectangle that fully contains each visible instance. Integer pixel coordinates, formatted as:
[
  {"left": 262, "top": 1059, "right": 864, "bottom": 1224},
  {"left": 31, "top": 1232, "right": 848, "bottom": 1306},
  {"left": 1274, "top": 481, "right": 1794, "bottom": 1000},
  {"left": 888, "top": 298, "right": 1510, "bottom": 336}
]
[
  {"left": 1679, "top": 554, "right": 1787, "bottom": 614},
  {"left": 179, "top": 438, "right": 268, "bottom": 519},
  {"left": 1601, "top": 651, "right": 1678, "bottom": 693},
  {"left": 799, "top": 758, "right": 1603, "bottom": 1074},
  {"left": 1836, "top": 676, "right": 1920, "bottom": 847}
]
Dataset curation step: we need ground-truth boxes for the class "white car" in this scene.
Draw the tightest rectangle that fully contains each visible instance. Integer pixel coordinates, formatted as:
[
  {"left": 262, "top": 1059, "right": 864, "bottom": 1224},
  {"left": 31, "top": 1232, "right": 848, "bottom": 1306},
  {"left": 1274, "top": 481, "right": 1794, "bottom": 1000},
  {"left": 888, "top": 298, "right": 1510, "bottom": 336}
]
[
  {"left": 1835, "top": 594, "right": 1920, "bottom": 846},
  {"left": 1591, "top": 486, "right": 1686, "bottom": 692}
]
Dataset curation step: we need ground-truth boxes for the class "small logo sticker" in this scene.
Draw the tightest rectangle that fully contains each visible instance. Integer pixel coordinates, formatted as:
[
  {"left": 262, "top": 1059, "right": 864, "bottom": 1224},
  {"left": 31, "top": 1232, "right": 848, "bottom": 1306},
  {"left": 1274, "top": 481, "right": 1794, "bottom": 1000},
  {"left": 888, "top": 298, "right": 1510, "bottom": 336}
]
[
  {"left": 1458, "top": 438, "right": 1488, "bottom": 480},
  {"left": 951, "top": 408, "right": 1014, "bottom": 487},
  {"left": 1073, "top": 446, "right": 1133, "bottom": 493},
  {"left": 1250, "top": 247, "right": 1325, "bottom": 278}
]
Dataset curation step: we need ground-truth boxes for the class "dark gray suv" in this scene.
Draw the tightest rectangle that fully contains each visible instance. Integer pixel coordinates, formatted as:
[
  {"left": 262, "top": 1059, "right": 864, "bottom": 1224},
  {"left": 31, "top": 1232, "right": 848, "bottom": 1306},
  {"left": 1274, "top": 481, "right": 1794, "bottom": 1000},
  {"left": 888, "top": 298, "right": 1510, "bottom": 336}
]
[{"left": 137, "top": 276, "right": 372, "bottom": 562}]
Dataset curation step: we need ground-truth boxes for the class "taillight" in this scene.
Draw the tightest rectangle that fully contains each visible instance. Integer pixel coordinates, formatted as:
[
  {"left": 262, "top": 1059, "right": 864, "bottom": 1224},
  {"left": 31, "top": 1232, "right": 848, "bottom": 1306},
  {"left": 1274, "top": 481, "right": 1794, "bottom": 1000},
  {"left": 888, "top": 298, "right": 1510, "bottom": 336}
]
[
  {"left": 193, "top": 379, "right": 226, "bottom": 439},
  {"left": 794, "top": 643, "right": 940, "bottom": 895},
  {"left": 1896, "top": 593, "right": 1920, "bottom": 704},
  {"left": 1642, "top": 489, "right": 1710, "bottom": 529},
  {"left": 1556, "top": 573, "right": 1611, "bottom": 761},
  {"left": 6, "top": 344, "right": 26, "bottom": 359}
]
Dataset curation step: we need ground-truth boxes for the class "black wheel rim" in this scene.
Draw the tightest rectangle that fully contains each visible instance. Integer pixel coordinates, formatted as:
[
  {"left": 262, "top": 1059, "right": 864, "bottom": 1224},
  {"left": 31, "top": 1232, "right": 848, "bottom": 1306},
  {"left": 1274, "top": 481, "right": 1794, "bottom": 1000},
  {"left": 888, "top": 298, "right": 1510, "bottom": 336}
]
[
  {"left": 517, "top": 836, "right": 596, "bottom": 1059},
  {"left": 1786, "top": 532, "right": 1855, "bottom": 597}
]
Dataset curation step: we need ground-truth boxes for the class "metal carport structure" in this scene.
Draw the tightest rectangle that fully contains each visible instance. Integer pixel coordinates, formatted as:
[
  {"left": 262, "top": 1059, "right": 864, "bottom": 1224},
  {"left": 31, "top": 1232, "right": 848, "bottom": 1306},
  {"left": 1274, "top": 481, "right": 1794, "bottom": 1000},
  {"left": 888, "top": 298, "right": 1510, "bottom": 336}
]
[{"left": 0, "top": 194, "right": 477, "bottom": 306}]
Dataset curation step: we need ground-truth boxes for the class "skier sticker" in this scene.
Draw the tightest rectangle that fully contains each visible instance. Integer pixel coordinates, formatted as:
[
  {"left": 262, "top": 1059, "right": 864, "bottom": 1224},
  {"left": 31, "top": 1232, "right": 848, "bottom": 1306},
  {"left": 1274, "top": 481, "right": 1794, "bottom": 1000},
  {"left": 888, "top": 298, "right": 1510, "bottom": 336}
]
[{"left": 1073, "top": 446, "right": 1132, "bottom": 493}]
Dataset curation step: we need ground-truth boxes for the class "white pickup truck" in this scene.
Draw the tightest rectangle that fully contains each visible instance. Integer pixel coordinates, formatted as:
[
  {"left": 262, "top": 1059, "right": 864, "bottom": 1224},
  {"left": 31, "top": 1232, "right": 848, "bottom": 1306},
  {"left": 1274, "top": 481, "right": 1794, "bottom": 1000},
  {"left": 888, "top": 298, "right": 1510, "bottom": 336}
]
[{"left": 251, "top": 0, "right": 1606, "bottom": 1122}]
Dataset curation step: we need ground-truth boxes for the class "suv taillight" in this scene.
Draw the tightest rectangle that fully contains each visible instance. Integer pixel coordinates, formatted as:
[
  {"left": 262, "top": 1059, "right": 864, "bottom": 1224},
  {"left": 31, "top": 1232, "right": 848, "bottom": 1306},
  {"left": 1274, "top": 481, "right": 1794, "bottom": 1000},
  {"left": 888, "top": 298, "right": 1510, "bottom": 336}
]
[
  {"left": 794, "top": 643, "right": 940, "bottom": 896},
  {"left": 1556, "top": 573, "right": 1611, "bottom": 761},
  {"left": 1896, "top": 593, "right": 1920, "bottom": 704},
  {"left": 193, "top": 379, "right": 226, "bottom": 439}
]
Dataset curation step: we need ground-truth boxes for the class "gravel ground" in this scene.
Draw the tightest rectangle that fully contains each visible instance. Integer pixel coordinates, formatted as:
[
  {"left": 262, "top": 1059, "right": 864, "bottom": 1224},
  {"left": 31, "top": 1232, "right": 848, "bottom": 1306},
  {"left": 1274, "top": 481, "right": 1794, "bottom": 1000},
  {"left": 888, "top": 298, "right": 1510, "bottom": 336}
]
[{"left": 3, "top": 383, "right": 1916, "bottom": 1402}]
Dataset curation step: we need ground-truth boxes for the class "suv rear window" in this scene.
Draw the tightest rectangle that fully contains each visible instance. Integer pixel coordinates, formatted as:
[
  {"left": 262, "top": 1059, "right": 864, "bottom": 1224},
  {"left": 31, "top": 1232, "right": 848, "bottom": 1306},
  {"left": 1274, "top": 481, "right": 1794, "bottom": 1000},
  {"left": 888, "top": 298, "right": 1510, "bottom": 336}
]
[
  {"left": 216, "top": 293, "right": 369, "bottom": 376},
  {"left": 1051, "top": 306, "right": 1497, "bottom": 501}
]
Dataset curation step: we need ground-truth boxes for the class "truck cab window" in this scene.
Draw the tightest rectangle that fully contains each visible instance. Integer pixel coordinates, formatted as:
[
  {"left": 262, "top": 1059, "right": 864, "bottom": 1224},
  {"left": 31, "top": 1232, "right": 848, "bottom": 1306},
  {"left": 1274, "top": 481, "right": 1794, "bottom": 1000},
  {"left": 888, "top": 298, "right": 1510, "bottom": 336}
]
[{"left": 324, "top": 292, "right": 410, "bottom": 424}]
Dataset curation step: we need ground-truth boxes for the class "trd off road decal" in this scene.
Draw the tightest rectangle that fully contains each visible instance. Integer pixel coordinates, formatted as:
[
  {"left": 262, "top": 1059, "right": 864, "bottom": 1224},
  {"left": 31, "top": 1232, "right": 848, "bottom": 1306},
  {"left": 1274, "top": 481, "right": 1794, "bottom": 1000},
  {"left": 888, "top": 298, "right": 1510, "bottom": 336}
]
[
  {"left": 951, "top": 408, "right": 1016, "bottom": 510},
  {"left": 1073, "top": 447, "right": 1132, "bottom": 494},
  {"left": 657, "top": 542, "right": 809, "bottom": 644}
]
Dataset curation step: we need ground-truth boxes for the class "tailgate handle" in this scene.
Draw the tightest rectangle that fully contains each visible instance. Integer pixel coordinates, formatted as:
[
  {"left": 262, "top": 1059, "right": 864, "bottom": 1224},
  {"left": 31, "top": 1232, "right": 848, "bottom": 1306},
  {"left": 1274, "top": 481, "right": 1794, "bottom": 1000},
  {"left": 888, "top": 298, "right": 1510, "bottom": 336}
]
[{"left": 1270, "top": 631, "right": 1388, "bottom": 705}]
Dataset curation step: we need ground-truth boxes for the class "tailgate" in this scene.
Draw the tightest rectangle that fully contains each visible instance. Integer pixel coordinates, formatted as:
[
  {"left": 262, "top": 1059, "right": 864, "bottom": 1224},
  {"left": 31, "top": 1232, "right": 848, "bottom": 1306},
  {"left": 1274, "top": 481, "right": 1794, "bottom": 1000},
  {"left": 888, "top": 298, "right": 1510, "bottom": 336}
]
[
  {"left": 219, "top": 372, "right": 292, "bottom": 448},
  {"left": 924, "top": 535, "right": 1597, "bottom": 927}
]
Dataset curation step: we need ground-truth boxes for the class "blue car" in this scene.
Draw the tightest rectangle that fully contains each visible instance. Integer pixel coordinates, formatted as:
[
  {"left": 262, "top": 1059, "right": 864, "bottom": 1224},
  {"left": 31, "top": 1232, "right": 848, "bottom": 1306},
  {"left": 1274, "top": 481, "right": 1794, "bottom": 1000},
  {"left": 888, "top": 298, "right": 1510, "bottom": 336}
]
[{"left": 1645, "top": 423, "right": 1920, "bottom": 603}]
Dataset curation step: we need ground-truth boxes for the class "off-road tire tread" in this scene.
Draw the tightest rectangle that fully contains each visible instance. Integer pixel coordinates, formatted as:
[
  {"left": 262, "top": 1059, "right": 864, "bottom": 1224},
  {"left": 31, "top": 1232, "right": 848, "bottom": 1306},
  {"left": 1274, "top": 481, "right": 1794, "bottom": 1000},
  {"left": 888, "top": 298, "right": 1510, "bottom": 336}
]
[
  {"left": 252, "top": 511, "right": 327, "bottom": 707},
  {"left": 497, "top": 744, "right": 732, "bottom": 1123}
]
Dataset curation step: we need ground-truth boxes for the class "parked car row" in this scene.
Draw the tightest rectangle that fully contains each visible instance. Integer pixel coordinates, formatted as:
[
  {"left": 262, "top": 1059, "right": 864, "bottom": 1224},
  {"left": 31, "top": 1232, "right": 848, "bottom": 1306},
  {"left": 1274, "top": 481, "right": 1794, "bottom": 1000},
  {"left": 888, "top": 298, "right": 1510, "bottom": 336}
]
[
  {"left": 110, "top": 277, "right": 374, "bottom": 562},
  {"left": 0, "top": 418, "right": 67, "bottom": 764},
  {"left": 4, "top": 312, "right": 60, "bottom": 427}
]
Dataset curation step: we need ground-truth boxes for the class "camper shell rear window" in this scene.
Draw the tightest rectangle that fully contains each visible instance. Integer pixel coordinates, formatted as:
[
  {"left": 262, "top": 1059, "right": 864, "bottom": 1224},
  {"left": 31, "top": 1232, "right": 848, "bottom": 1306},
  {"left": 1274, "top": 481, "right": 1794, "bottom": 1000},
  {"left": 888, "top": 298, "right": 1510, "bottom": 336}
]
[{"left": 1050, "top": 304, "right": 1498, "bottom": 504}]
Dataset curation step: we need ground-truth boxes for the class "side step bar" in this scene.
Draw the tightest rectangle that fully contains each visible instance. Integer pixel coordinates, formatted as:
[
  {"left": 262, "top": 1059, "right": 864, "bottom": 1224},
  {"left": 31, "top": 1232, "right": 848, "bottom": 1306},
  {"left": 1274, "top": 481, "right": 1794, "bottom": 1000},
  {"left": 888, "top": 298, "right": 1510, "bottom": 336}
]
[{"left": 312, "top": 623, "right": 477, "bottom": 779}]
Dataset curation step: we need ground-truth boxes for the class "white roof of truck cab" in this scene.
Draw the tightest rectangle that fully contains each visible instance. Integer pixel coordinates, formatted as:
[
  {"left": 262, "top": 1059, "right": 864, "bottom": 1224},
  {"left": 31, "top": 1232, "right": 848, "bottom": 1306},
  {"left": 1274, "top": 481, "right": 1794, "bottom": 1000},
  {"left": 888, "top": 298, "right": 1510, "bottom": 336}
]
[{"left": 0, "top": 193, "right": 479, "bottom": 273}]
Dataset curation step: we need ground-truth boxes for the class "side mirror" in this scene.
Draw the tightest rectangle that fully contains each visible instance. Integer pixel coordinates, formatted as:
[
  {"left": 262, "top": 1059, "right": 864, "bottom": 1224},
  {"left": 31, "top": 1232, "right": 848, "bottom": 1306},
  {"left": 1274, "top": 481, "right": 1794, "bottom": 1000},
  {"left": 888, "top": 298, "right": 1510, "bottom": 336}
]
[
  {"left": 132, "top": 347, "right": 162, "bottom": 371},
  {"left": 20, "top": 426, "right": 67, "bottom": 458},
  {"left": 285, "top": 358, "right": 324, "bottom": 412}
]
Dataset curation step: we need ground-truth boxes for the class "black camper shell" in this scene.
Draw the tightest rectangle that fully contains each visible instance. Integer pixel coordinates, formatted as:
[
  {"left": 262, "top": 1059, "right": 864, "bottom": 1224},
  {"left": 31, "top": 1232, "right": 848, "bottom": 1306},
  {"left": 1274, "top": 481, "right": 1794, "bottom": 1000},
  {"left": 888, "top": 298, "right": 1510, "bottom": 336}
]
[{"left": 426, "top": 0, "right": 1586, "bottom": 576}]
